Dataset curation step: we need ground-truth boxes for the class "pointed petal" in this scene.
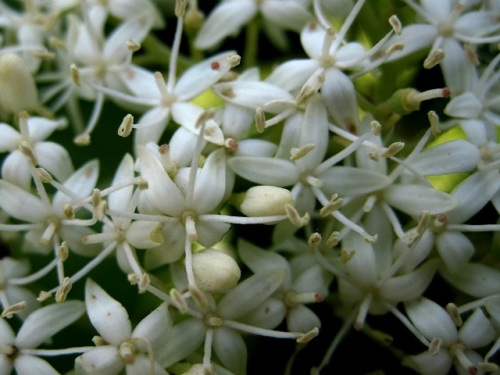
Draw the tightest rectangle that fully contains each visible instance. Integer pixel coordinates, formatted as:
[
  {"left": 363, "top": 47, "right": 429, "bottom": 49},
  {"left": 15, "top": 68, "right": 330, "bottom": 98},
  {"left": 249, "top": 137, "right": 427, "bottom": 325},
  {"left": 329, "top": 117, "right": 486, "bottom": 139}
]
[
  {"left": 265, "top": 59, "right": 319, "bottom": 92},
  {"left": 262, "top": 0, "right": 311, "bottom": 31},
  {"left": 126, "top": 356, "right": 168, "bottom": 375},
  {"left": 387, "top": 24, "right": 437, "bottom": 61},
  {"left": 405, "top": 297, "right": 457, "bottom": 345},
  {"left": 0, "top": 316, "right": 15, "bottom": 344},
  {"left": 75, "top": 346, "right": 123, "bottom": 375},
  {"left": 321, "top": 166, "right": 392, "bottom": 197},
  {"left": 0, "top": 123, "right": 20, "bottom": 152},
  {"left": 436, "top": 231, "right": 474, "bottom": 272},
  {"left": 27, "top": 117, "right": 66, "bottom": 142},
  {"left": 132, "top": 303, "right": 170, "bottom": 350},
  {"left": 383, "top": 184, "right": 458, "bottom": 216},
  {"left": 458, "top": 308, "right": 495, "bottom": 349},
  {"left": 287, "top": 304, "right": 321, "bottom": 332},
  {"left": 137, "top": 145, "right": 185, "bottom": 216},
  {"left": 103, "top": 16, "right": 152, "bottom": 61},
  {"left": 34, "top": 142, "right": 74, "bottom": 182},
  {"left": 440, "top": 263, "right": 500, "bottom": 298},
  {"left": 194, "top": 1, "right": 256, "bottom": 49},
  {"left": 191, "top": 148, "right": 226, "bottom": 213},
  {"left": 85, "top": 279, "right": 132, "bottom": 346},
  {"left": 1, "top": 151, "right": 32, "bottom": 190},
  {"left": 156, "top": 319, "right": 205, "bottom": 368},
  {"left": 213, "top": 327, "right": 247, "bottom": 374},
  {"left": 402, "top": 350, "right": 452, "bottom": 375},
  {"left": 16, "top": 300, "right": 85, "bottom": 348},
  {"left": 444, "top": 92, "right": 482, "bottom": 118},
  {"left": 14, "top": 355, "right": 59, "bottom": 375},
  {"left": 108, "top": 154, "right": 135, "bottom": 212},
  {"left": 52, "top": 160, "right": 99, "bottom": 212},
  {"left": 218, "top": 268, "right": 286, "bottom": 320},
  {"left": 175, "top": 51, "right": 239, "bottom": 99},
  {"left": 0, "top": 179, "right": 46, "bottom": 222},
  {"left": 229, "top": 156, "right": 299, "bottom": 186},
  {"left": 196, "top": 220, "right": 231, "bottom": 248}
]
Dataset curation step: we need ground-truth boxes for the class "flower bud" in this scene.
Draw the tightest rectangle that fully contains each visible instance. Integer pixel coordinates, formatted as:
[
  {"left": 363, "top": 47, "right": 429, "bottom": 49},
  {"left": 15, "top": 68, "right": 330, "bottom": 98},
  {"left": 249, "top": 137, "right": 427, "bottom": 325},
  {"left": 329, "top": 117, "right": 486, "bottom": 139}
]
[
  {"left": 192, "top": 248, "right": 241, "bottom": 293},
  {"left": 0, "top": 53, "right": 39, "bottom": 114},
  {"left": 239, "top": 186, "right": 294, "bottom": 217}
]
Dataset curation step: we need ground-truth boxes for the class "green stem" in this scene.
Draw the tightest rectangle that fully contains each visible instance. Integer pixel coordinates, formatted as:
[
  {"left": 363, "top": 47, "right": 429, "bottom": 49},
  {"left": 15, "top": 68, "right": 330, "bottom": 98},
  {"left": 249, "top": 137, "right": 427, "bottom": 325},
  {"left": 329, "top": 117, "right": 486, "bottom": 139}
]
[
  {"left": 243, "top": 16, "right": 260, "bottom": 69},
  {"left": 133, "top": 33, "right": 192, "bottom": 72}
]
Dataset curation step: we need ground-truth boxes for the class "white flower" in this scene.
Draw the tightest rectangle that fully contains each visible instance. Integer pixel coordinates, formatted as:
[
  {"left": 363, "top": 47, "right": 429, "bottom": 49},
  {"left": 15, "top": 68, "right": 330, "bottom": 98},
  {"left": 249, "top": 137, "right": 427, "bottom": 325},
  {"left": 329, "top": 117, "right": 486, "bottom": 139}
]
[
  {"left": 76, "top": 279, "right": 170, "bottom": 375},
  {"left": 0, "top": 300, "right": 85, "bottom": 375},
  {"left": 194, "top": 0, "right": 312, "bottom": 50},
  {"left": 403, "top": 297, "right": 495, "bottom": 375},
  {"left": 0, "top": 113, "right": 72, "bottom": 190}
]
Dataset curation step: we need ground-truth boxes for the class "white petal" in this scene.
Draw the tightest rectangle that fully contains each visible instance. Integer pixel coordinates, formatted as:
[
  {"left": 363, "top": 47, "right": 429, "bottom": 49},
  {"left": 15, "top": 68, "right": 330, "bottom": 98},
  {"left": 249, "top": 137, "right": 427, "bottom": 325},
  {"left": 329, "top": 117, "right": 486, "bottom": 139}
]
[
  {"left": 214, "top": 81, "right": 294, "bottom": 111},
  {"left": 238, "top": 297, "right": 286, "bottom": 329},
  {"left": 108, "top": 153, "right": 135, "bottom": 212},
  {"left": 300, "top": 22, "right": 325, "bottom": 59},
  {"left": 119, "top": 66, "right": 160, "bottom": 99},
  {"left": 14, "top": 355, "right": 59, "bottom": 375},
  {"left": 0, "top": 179, "right": 46, "bottom": 222},
  {"left": 0, "top": 316, "right": 15, "bottom": 344},
  {"left": 405, "top": 297, "right": 457, "bottom": 345},
  {"left": 103, "top": 16, "right": 152, "bottom": 61},
  {"left": 0, "top": 123, "right": 20, "bottom": 151},
  {"left": 384, "top": 184, "right": 458, "bottom": 216},
  {"left": 191, "top": 148, "right": 226, "bottom": 213},
  {"left": 156, "top": 319, "right": 206, "bottom": 368},
  {"left": 132, "top": 303, "right": 170, "bottom": 350},
  {"left": 287, "top": 304, "right": 321, "bottom": 332},
  {"left": 16, "top": 300, "right": 85, "bottom": 348},
  {"left": 60, "top": 225, "right": 102, "bottom": 257},
  {"left": 194, "top": 1, "right": 256, "bottom": 49},
  {"left": 134, "top": 107, "right": 170, "bottom": 147},
  {"left": 75, "top": 346, "right": 123, "bottom": 375},
  {"left": 410, "top": 140, "right": 480, "bottom": 175},
  {"left": 447, "top": 169, "right": 500, "bottom": 223},
  {"left": 341, "top": 231, "right": 378, "bottom": 287},
  {"left": 387, "top": 24, "right": 437, "bottom": 61},
  {"left": 458, "top": 308, "right": 495, "bottom": 349},
  {"left": 444, "top": 92, "right": 482, "bottom": 118},
  {"left": 34, "top": 142, "right": 74, "bottom": 182},
  {"left": 175, "top": 51, "right": 239, "bottom": 99},
  {"left": 436, "top": 231, "right": 474, "bottom": 272},
  {"left": 322, "top": 68, "right": 359, "bottom": 132},
  {"left": 27, "top": 117, "right": 66, "bottom": 142},
  {"left": 52, "top": 160, "right": 99, "bottom": 212},
  {"left": 196, "top": 220, "right": 231, "bottom": 248},
  {"left": 1, "top": 151, "right": 32, "bottom": 190},
  {"left": 440, "top": 263, "right": 500, "bottom": 298},
  {"left": 321, "top": 166, "right": 392, "bottom": 197},
  {"left": 441, "top": 39, "right": 471, "bottom": 96},
  {"left": 85, "top": 278, "right": 132, "bottom": 346},
  {"left": 0, "top": 355, "right": 13, "bottom": 375},
  {"left": 125, "top": 356, "right": 167, "bottom": 375},
  {"left": 402, "top": 350, "right": 452, "bottom": 375},
  {"left": 262, "top": 1, "right": 311, "bottom": 32},
  {"left": 265, "top": 59, "right": 319, "bottom": 92},
  {"left": 229, "top": 156, "right": 299, "bottom": 186},
  {"left": 126, "top": 221, "right": 164, "bottom": 249},
  {"left": 171, "top": 102, "right": 204, "bottom": 132},
  {"left": 218, "top": 268, "right": 286, "bottom": 320},
  {"left": 137, "top": 145, "right": 185, "bottom": 216},
  {"left": 213, "top": 326, "right": 247, "bottom": 374},
  {"left": 6, "top": 285, "right": 40, "bottom": 320}
]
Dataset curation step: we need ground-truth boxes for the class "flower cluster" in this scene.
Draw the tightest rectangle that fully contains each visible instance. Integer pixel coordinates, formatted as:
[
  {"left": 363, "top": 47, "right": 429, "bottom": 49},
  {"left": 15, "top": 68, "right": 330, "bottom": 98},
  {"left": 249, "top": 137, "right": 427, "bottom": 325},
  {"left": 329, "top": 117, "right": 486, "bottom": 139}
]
[{"left": 0, "top": 0, "right": 499, "bottom": 374}]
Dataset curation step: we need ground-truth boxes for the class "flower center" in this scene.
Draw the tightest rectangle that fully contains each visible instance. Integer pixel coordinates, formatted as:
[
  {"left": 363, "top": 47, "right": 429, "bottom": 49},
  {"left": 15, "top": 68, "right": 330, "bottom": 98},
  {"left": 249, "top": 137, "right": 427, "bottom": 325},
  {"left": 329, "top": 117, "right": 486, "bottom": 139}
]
[
  {"left": 204, "top": 313, "right": 223, "bottom": 328},
  {"left": 119, "top": 340, "right": 138, "bottom": 365}
]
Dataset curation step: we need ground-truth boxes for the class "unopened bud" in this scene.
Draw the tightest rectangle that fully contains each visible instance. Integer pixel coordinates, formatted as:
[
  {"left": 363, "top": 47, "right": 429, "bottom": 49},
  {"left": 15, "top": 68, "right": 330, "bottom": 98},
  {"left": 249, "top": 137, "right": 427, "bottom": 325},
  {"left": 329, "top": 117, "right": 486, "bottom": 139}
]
[
  {"left": 0, "top": 53, "right": 39, "bottom": 113},
  {"left": 192, "top": 248, "right": 241, "bottom": 293},
  {"left": 239, "top": 186, "right": 294, "bottom": 217}
]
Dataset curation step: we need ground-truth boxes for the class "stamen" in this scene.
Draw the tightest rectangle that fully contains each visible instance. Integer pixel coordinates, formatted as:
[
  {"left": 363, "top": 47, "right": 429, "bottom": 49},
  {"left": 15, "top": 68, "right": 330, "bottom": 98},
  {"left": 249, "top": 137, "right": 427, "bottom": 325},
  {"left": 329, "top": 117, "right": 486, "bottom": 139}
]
[
  {"left": 170, "top": 288, "right": 188, "bottom": 313},
  {"left": 389, "top": 15, "right": 402, "bottom": 35},
  {"left": 354, "top": 293, "right": 373, "bottom": 330},
  {"left": 58, "top": 241, "right": 69, "bottom": 261},
  {"left": 428, "top": 111, "right": 441, "bottom": 137},
  {"left": 319, "top": 194, "right": 343, "bottom": 217},
  {"left": 2, "top": 301, "right": 27, "bottom": 318},
  {"left": 70, "top": 64, "right": 81, "bottom": 86},
  {"left": 446, "top": 303, "right": 462, "bottom": 326},
  {"left": 118, "top": 114, "right": 134, "bottom": 137},
  {"left": 424, "top": 49, "right": 445, "bottom": 69},
  {"left": 290, "top": 144, "right": 316, "bottom": 161},
  {"left": 255, "top": 107, "right": 266, "bottom": 133},
  {"left": 381, "top": 142, "right": 405, "bottom": 158},
  {"left": 428, "top": 337, "right": 442, "bottom": 355},
  {"left": 55, "top": 277, "right": 72, "bottom": 303}
]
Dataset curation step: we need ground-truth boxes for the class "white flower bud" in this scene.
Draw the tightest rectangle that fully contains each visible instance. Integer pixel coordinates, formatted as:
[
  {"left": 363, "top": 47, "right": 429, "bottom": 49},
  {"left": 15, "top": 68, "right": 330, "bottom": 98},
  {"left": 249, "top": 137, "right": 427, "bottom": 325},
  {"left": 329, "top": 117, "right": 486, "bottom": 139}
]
[
  {"left": 0, "top": 53, "right": 39, "bottom": 113},
  {"left": 192, "top": 248, "right": 241, "bottom": 293},
  {"left": 240, "top": 186, "right": 294, "bottom": 217}
]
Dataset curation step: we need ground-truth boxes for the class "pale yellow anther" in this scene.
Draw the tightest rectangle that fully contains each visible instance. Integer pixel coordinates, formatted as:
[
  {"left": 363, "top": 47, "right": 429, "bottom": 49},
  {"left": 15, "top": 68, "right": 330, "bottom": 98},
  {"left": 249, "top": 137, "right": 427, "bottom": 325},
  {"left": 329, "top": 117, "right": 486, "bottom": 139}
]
[
  {"left": 49, "top": 36, "right": 66, "bottom": 49},
  {"left": 424, "top": 49, "right": 445, "bottom": 69},
  {"left": 175, "top": 0, "right": 188, "bottom": 17},
  {"left": 170, "top": 288, "right": 188, "bottom": 313},
  {"left": 381, "top": 142, "right": 404, "bottom": 158},
  {"left": 340, "top": 249, "right": 355, "bottom": 264},
  {"left": 19, "top": 140, "right": 37, "bottom": 165},
  {"left": 363, "top": 234, "right": 378, "bottom": 243},
  {"left": 285, "top": 204, "right": 309, "bottom": 227},
  {"left": 74, "top": 133, "right": 91, "bottom": 146},
  {"left": 70, "top": 64, "right": 81, "bottom": 86},
  {"left": 446, "top": 303, "right": 462, "bottom": 326},
  {"left": 58, "top": 241, "right": 69, "bottom": 261},
  {"left": 464, "top": 44, "right": 479, "bottom": 65},
  {"left": 254, "top": 107, "right": 266, "bottom": 133},
  {"left": 320, "top": 194, "right": 343, "bottom": 217},
  {"left": 389, "top": 15, "right": 402, "bottom": 35},
  {"left": 128, "top": 273, "right": 138, "bottom": 285},
  {"left": 127, "top": 40, "right": 141, "bottom": 52},
  {"left": 290, "top": 144, "right": 315, "bottom": 161},
  {"left": 428, "top": 111, "right": 441, "bottom": 137},
  {"left": 308, "top": 232, "right": 322, "bottom": 248},
  {"left": 37, "top": 167, "right": 53, "bottom": 183},
  {"left": 370, "top": 120, "right": 381, "bottom": 136},
  {"left": 189, "top": 285, "right": 209, "bottom": 309},
  {"left": 326, "top": 231, "right": 339, "bottom": 248},
  {"left": 2, "top": 301, "right": 27, "bottom": 318},
  {"left": 428, "top": 337, "right": 442, "bottom": 356},
  {"left": 55, "top": 277, "right": 72, "bottom": 303},
  {"left": 64, "top": 203, "right": 75, "bottom": 219},
  {"left": 385, "top": 42, "right": 404, "bottom": 55},
  {"left": 118, "top": 114, "right": 134, "bottom": 137},
  {"left": 37, "top": 291, "right": 52, "bottom": 302},
  {"left": 92, "top": 335, "right": 108, "bottom": 346},
  {"left": 138, "top": 273, "right": 150, "bottom": 293},
  {"left": 296, "top": 327, "right": 319, "bottom": 343}
]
